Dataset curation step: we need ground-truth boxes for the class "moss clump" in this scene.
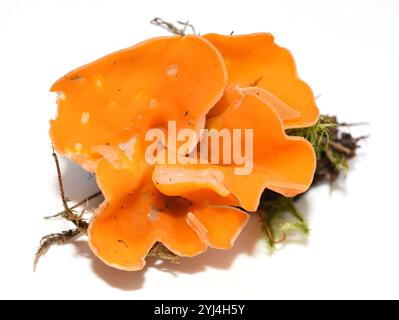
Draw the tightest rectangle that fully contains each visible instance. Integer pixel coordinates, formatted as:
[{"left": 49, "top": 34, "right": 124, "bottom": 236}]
[
  {"left": 288, "top": 115, "right": 338, "bottom": 158},
  {"left": 258, "top": 195, "right": 309, "bottom": 252},
  {"left": 259, "top": 115, "right": 366, "bottom": 251}
]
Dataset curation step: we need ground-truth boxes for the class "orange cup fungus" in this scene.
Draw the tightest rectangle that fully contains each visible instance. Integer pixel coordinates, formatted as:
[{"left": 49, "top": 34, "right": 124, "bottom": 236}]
[{"left": 50, "top": 33, "right": 319, "bottom": 270}]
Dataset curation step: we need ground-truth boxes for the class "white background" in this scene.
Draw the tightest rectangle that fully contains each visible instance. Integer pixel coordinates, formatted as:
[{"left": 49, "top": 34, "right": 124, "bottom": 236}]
[{"left": 0, "top": 0, "right": 398, "bottom": 299}]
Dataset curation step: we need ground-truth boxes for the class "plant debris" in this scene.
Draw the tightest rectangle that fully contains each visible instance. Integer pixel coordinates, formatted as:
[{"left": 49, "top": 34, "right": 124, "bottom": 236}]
[
  {"left": 35, "top": 18, "right": 367, "bottom": 268},
  {"left": 259, "top": 115, "right": 367, "bottom": 251},
  {"left": 33, "top": 229, "right": 80, "bottom": 271},
  {"left": 33, "top": 150, "right": 179, "bottom": 270},
  {"left": 150, "top": 17, "right": 196, "bottom": 36},
  {"left": 147, "top": 242, "right": 180, "bottom": 264},
  {"left": 34, "top": 115, "right": 366, "bottom": 269}
]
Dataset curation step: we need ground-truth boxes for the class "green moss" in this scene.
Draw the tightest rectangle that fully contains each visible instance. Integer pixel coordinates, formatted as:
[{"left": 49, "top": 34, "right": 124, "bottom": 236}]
[
  {"left": 260, "top": 115, "right": 361, "bottom": 251},
  {"left": 259, "top": 196, "right": 309, "bottom": 252},
  {"left": 288, "top": 115, "right": 337, "bottom": 159}
]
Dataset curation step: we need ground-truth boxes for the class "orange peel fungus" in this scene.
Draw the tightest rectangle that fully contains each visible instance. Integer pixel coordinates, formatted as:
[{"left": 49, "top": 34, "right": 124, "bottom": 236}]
[
  {"left": 50, "top": 33, "right": 319, "bottom": 270},
  {"left": 204, "top": 33, "right": 319, "bottom": 128}
]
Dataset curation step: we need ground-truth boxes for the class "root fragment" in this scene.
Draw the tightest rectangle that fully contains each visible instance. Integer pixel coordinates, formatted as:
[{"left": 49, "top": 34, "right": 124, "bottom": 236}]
[
  {"left": 35, "top": 150, "right": 178, "bottom": 269},
  {"left": 33, "top": 150, "right": 98, "bottom": 270},
  {"left": 33, "top": 229, "right": 80, "bottom": 271}
]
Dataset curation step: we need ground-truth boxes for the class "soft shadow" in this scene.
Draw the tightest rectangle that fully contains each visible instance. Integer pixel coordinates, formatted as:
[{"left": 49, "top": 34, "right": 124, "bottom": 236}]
[
  {"left": 72, "top": 240, "right": 145, "bottom": 291},
  {"left": 146, "top": 215, "right": 262, "bottom": 275},
  {"left": 71, "top": 216, "right": 262, "bottom": 289},
  {"left": 56, "top": 158, "right": 263, "bottom": 289},
  {"left": 296, "top": 196, "right": 311, "bottom": 219},
  {"left": 55, "top": 158, "right": 102, "bottom": 205}
]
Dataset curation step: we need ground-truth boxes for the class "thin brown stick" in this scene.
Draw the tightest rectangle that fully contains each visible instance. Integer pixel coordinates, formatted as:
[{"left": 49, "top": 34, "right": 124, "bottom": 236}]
[
  {"left": 36, "top": 149, "right": 179, "bottom": 270},
  {"left": 258, "top": 212, "right": 287, "bottom": 245},
  {"left": 34, "top": 150, "right": 95, "bottom": 271},
  {"left": 249, "top": 76, "right": 263, "bottom": 87},
  {"left": 44, "top": 191, "right": 102, "bottom": 219},
  {"left": 337, "top": 121, "right": 369, "bottom": 127},
  {"left": 71, "top": 191, "right": 102, "bottom": 209},
  {"left": 50, "top": 149, "right": 89, "bottom": 232},
  {"left": 328, "top": 140, "right": 356, "bottom": 157},
  {"left": 52, "top": 147, "right": 69, "bottom": 211},
  {"left": 355, "top": 135, "right": 370, "bottom": 141}
]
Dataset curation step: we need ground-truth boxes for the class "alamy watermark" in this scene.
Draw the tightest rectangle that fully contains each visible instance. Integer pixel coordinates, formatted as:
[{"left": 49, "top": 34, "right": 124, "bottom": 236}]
[{"left": 144, "top": 121, "right": 253, "bottom": 175}]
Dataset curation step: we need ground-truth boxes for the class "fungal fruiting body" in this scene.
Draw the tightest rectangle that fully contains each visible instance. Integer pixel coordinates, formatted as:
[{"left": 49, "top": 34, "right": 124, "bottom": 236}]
[
  {"left": 152, "top": 91, "right": 316, "bottom": 212},
  {"left": 203, "top": 33, "right": 319, "bottom": 128},
  {"left": 50, "top": 35, "right": 227, "bottom": 171},
  {"left": 50, "top": 33, "right": 319, "bottom": 270}
]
